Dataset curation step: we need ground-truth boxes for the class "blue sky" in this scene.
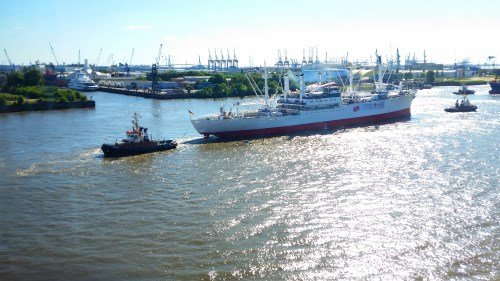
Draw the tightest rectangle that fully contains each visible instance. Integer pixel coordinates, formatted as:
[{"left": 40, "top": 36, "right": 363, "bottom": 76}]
[{"left": 1, "top": 0, "right": 498, "bottom": 66}]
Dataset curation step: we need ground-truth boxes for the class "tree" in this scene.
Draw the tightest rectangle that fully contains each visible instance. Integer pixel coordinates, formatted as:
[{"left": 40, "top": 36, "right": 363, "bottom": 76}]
[
  {"left": 7, "top": 71, "right": 24, "bottom": 87},
  {"left": 425, "top": 70, "right": 435, "bottom": 84},
  {"left": 23, "top": 69, "right": 44, "bottom": 86},
  {"left": 185, "top": 84, "right": 194, "bottom": 94},
  {"left": 67, "top": 91, "right": 76, "bottom": 102},
  {"left": 16, "top": 95, "right": 25, "bottom": 105},
  {"left": 198, "top": 86, "right": 213, "bottom": 97},
  {"left": 404, "top": 72, "right": 413, "bottom": 80},
  {"left": 209, "top": 73, "right": 226, "bottom": 84},
  {"left": 213, "top": 83, "right": 230, "bottom": 97},
  {"left": 0, "top": 95, "right": 7, "bottom": 106}
]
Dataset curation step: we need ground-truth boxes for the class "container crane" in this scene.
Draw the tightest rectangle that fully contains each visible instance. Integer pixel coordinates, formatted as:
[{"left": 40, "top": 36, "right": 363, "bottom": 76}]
[{"left": 151, "top": 44, "right": 162, "bottom": 93}]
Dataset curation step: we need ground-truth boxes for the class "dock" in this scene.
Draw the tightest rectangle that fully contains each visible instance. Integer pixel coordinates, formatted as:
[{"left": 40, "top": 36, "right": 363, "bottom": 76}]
[{"left": 98, "top": 86, "right": 204, "bottom": 100}]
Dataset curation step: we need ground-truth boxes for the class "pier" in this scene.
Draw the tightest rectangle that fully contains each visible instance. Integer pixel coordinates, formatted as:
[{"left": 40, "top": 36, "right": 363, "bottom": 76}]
[{"left": 99, "top": 86, "right": 209, "bottom": 99}]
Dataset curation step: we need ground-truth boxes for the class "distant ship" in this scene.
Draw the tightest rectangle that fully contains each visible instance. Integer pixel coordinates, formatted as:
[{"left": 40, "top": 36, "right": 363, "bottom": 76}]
[
  {"left": 489, "top": 80, "right": 500, "bottom": 94},
  {"left": 68, "top": 73, "right": 98, "bottom": 91},
  {"left": 453, "top": 85, "right": 475, "bottom": 95},
  {"left": 191, "top": 59, "right": 416, "bottom": 139}
]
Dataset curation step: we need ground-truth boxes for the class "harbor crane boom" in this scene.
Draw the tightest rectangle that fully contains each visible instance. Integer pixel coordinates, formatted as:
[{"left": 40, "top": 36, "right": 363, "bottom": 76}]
[
  {"left": 49, "top": 43, "right": 59, "bottom": 65},
  {"left": 129, "top": 48, "right": 135, "bottom": 65},
  {"left": 156, "top": 44, "right": 162, "bottom": 65},
  {"left": 4, "top": 49, "right": 14, "bottom": 69},
  {"left": 95, "top": 48, "right": 102, "bottom": 67}
]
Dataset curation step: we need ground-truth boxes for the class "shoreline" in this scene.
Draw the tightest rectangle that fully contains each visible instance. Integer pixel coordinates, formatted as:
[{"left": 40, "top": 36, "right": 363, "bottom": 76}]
[{"left": 0, "top": 100, "right": 96, "bottom": 113}]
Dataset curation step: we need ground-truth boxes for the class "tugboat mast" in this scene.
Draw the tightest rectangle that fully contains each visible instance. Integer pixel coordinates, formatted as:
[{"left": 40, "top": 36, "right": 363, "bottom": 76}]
[{"left": 132, "top": 112, "right": 140, "bottom": 131}]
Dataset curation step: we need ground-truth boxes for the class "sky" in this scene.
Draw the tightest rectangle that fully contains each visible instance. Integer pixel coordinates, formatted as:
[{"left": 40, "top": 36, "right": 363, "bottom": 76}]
[{"left": 1, "top": 0, "right": 499, "bottom": 67}]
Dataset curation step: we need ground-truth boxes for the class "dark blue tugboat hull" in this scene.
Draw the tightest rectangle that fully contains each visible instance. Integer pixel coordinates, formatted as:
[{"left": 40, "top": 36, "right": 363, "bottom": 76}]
[{"left": 101, "top": 141, "right": 177, "bottom": 158}]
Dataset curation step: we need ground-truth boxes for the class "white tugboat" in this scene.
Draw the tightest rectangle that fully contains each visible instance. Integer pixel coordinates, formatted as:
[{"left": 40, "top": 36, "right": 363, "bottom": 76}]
[{"left": 191, "top": 59, "right": 416, "bottom": 139}]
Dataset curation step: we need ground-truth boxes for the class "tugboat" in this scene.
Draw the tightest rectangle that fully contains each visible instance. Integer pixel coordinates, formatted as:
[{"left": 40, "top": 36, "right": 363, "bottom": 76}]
[
  {"left": 444, "top": 97, "right": 477, "bottom": 113},
  {"left": 101, "top": 113, "right": 177, "bottom": 158},
  {"left": 489, "top": 79, "right": 500, "bottom": 95},
  {"left": 453, "top": 85, "right": 475, "bottom": 95}
]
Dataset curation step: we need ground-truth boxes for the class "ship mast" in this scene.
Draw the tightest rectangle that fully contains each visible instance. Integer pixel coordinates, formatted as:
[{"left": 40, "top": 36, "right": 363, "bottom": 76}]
[
  {"left": 264, "top": 62, "right": 269, "bottom": 109},
  {"left": 284, "top": 72, "right": 290, "bottom": 100},
  {"left": 375, "top": 50, "right": 385, "bottom": 92},
  {"left": 132, "top": 112, "right": 140, "bottom": 131}
]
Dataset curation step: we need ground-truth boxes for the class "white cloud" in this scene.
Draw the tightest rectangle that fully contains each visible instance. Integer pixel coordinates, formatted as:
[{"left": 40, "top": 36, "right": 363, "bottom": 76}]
[{"left": 125, "top": 25, "right": 152, "bottom": 30}]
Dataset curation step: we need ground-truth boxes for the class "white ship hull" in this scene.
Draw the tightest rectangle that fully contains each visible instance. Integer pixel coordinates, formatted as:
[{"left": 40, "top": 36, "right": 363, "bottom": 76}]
[{"left": 191, "top": 92, "right": 415, "bottom": 138}]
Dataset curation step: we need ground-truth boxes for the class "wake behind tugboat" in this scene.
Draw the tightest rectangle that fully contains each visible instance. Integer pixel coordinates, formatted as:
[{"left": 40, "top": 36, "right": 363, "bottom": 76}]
[{"left": 101, "top": 113, "right": 177, "bottom": 158}]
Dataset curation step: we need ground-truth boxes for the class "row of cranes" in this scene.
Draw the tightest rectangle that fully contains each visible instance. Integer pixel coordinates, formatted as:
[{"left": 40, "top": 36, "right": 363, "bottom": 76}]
[{"left": 207, "top": 48, "right": 238, "bottom": 71}]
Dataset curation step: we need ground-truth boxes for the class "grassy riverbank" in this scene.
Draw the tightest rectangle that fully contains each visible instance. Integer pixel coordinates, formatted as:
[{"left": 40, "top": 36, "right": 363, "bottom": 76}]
[{"left": 0, "top": 86, "right": 89, "bottom": 106}]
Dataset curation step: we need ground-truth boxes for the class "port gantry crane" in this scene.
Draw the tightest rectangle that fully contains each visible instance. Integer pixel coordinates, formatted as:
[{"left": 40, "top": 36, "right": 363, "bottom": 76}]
[
  {"left": 4, "top": 49, "right": 15, "bottom": 70},
  {"left": 151, "top": 44, "right": 162, "bottom": 93}
]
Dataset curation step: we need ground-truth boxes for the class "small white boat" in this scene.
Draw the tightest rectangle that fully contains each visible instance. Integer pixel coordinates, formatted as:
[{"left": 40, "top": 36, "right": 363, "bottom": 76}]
[{"left": 68, "top": 73, "right": 98, "bottom": 91}]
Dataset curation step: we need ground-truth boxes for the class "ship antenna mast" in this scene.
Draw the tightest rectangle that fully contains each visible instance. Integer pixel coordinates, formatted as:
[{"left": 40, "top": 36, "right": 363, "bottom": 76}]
[
  {"left": 132, "top": 112, "right": 140, "bottom": 130},
  {"left": 264, "top": 62, "right": 269, "bottom": 109}
]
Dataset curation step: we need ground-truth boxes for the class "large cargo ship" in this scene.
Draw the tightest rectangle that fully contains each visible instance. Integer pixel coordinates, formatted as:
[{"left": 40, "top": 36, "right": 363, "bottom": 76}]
[{"left": 191, "top": 63, "right": 416, "bottom": 139}]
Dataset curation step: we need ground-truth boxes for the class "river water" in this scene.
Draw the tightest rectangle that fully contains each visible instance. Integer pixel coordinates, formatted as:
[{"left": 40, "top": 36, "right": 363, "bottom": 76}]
[{"left": 0, "top": 86, "right": 498, "bottom": 280}]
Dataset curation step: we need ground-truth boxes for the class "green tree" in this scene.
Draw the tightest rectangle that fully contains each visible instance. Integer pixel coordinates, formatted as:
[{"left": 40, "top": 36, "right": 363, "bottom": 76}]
[
  {"left": 425, "top": 70, "right": 435, "bottom": 84},
  {"left": 67, "top": 91, "right": 76, "bottom": 102},
  {"left": 7, "top": 71, "right": 24, "bottom": 87},
  {"left": 404, "top": 72, "right": 413, "bottom": 80},
  {"left": 23, "top": 69, "right": 44, "bottom": 86},
  {"left": 0, "top": 95, "right": 7, "bottom": 106},
  {"left": 16, "top": 95, "right": 25, "bottom": 105},
  {"left": 213, "top": 83, "right": 230, "bottom": 97},
  {"left": 209, "top": 73, "right": 226, "bottom": 84},
  {"left": 198, "top": 86, "right": 213, "bottom": 98},
  {"left": 58, "top": 95, "right": 68, "bottom": 102},
  {"left": 232, "top": 83, "right": 248, "bottom": 96},
  {"left": 185, "top": 84, "right": 194, "bottom": 94}
]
